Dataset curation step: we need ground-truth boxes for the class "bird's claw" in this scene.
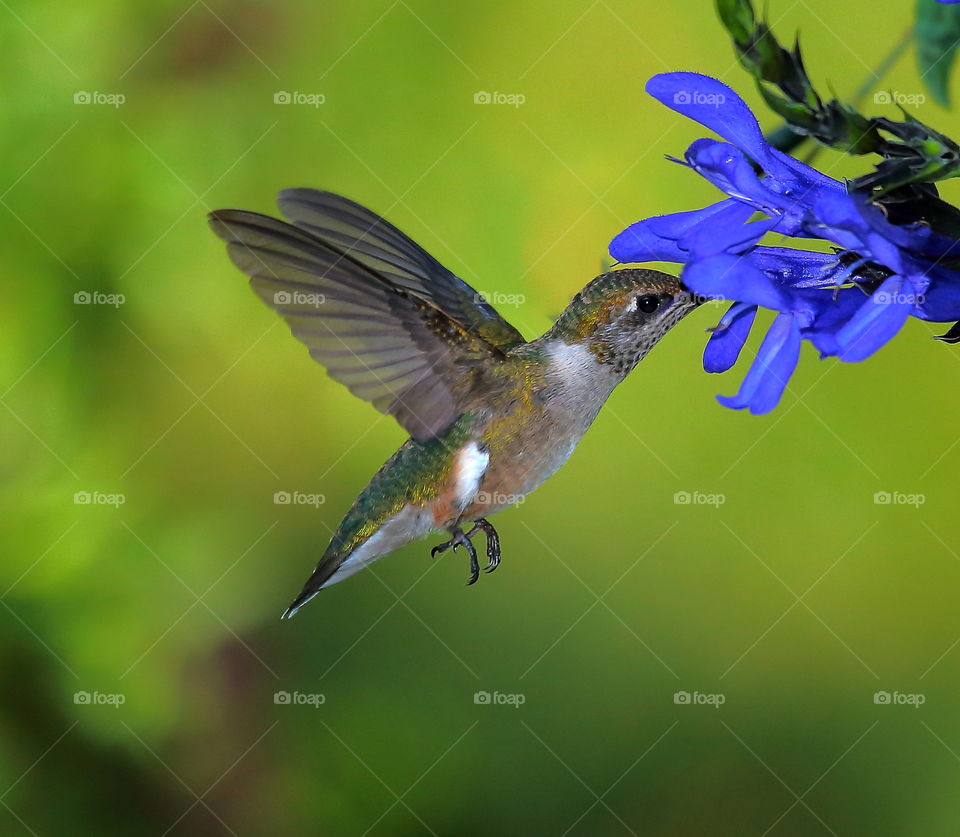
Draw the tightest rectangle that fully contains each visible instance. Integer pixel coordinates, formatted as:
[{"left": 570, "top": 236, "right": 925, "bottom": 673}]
[
  {"left": 471, "top": 518, "right": 501, "bottom": 573},
  {"left": 429, "top": 518, "right": 501, "bottom": 585}
]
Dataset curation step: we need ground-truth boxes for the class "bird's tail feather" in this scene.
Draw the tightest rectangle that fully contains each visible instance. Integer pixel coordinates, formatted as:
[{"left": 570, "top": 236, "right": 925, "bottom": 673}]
[{"left": 280, "top": 558, "right": 341, "bottom": 619}]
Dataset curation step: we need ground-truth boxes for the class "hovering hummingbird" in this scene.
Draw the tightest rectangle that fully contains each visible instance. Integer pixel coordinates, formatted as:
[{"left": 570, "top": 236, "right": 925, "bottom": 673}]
[{"left": 209, "top": 190, "right": 699, "bottom": 618}]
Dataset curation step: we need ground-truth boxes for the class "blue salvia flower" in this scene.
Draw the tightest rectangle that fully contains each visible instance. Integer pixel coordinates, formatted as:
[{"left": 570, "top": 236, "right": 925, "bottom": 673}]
[{"left": 611, "top": 72, "right": 960, "bottom": 413}]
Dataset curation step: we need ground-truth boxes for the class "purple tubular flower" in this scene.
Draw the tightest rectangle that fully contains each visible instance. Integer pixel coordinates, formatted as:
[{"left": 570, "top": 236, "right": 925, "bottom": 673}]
[
  {"left": 834, "top": 276, "right": 914, "bottom": 362},
  {"left": 716, "top": 313, "right": 802, "bottom": 414},
  {"left": 609, "top": 199, "right": 754, "bottom": 263},
  {"left": 703, "top": 302, "right": 757, "bottom": 373},
  {"left": 683, "top": 255, "right": 791, "bottom": 311},
  {"left": 611, "top": 71, "right": 960, "bottom": 413},
  {"left": 915, "top": 270, "right": 960, "bottom": 321}
]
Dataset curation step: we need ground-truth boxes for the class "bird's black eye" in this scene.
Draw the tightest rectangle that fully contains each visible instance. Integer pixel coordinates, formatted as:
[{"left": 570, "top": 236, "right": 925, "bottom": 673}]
[{"left": 635, "top": 294, "right": 661, "bottom": 314}]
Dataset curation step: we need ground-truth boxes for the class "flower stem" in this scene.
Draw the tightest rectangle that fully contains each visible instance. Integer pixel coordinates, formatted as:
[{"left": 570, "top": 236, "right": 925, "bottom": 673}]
[{"left": 766, "top": 25, "right": 913, "bottom": 160}]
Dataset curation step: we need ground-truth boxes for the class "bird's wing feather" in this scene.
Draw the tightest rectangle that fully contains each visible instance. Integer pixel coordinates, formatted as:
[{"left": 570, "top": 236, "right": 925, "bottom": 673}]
[
  {"left": 209, "top": 207, "right": 509, "bottom": 441},
  {"left": 276, "top": 189, "right": 526, "bottom": 351}
]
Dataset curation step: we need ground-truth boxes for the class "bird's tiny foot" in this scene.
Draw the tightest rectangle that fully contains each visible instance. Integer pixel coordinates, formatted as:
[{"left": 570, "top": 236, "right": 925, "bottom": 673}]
[
  {"left": 430, "top": 539, "right": 453, "bottom": 558},
  {"left": 430, "top": 526, "right": 480, "bottom": 585},
  {"left": 463, "top": 534, "right": 480, "bottom": 586},
  {"left": 469, "top": 518, "right": 501, "bottom": 573}
]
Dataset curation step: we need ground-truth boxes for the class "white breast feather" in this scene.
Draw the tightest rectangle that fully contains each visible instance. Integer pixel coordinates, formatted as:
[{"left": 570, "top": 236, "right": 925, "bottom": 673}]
[{"left": 456, "top": 441, "right": 489, "bottom": 508}]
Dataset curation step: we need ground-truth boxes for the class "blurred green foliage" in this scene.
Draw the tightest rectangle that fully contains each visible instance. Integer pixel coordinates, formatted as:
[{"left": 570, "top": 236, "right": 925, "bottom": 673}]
[
  {"left": 916, "top": 0, "right": 960, "bottom": 106},
  {"left": 2, "top": 1, "right": 960, "bottom": 834}
]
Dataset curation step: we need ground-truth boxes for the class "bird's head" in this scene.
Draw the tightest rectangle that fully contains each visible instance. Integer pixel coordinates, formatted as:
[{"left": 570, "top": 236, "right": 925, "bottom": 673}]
[{"left": 547, "top": 268, "right": 700, "bottom": 374}]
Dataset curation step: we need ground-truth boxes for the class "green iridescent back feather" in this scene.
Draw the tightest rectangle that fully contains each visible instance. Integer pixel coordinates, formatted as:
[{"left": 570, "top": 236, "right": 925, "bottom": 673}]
[{"left": 319, "top": 415, "right": 477, "bottom": 565}]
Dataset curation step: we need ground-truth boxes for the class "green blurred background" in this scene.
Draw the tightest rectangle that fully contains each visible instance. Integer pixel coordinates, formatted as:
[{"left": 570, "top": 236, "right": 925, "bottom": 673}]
[{"left": 3, "top": 0, "right": 960, "bottom": 834}]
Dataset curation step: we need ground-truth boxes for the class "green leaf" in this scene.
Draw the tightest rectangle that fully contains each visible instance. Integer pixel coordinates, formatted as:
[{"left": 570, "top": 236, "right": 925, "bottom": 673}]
[
  {"left": 915, "top": 0, "right": 960, "bottom": 106},
  {"left": 716, "top": 0, "right": 755, "bottom": 45}
]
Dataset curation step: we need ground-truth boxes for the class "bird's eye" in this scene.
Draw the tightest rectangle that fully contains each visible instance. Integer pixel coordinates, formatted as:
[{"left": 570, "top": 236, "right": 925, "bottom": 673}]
[{"left": 635, "top": 294, "right": 661, "bottom": 314}]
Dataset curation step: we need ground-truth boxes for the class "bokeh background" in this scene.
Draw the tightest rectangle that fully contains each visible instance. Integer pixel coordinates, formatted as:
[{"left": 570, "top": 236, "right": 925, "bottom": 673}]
[{"left": 3, "top": 0, "right": 960, "bottom": 834}]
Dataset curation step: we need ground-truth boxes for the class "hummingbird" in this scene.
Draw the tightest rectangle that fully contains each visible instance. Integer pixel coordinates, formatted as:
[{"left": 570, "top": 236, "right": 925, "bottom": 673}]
[{"left": 209, "top": 190, "right": 699, "bottom": 618}]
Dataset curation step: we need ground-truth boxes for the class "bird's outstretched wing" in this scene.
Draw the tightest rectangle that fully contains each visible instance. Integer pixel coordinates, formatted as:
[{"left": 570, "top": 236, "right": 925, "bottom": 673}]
[
  {"left": 276, "top": 189, "right": 526, "bottom": 352},
  {"left": 209, "top": 193, "right": 523, "bottom": 441}
]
